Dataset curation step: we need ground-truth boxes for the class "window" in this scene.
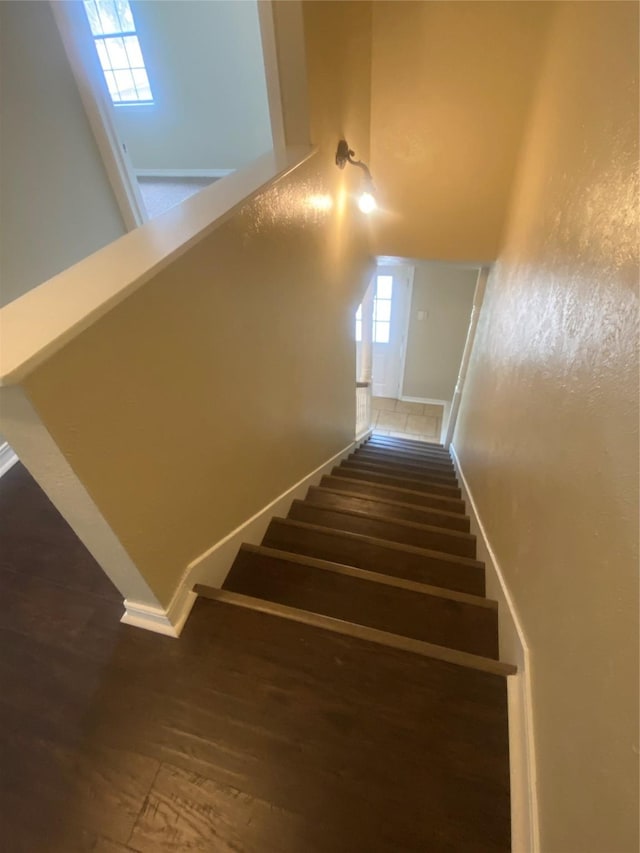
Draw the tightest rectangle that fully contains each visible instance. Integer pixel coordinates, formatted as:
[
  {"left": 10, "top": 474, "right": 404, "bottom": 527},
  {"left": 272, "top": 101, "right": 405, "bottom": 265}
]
[
  {"left": 83, "top": 0, "right": 153, "bottom": 105},
  {"left": 354, "top": 275, "right": 394, "bottom": 343},
  {"left": 373, "top": 275, "right": 392, "bottom": 343}
]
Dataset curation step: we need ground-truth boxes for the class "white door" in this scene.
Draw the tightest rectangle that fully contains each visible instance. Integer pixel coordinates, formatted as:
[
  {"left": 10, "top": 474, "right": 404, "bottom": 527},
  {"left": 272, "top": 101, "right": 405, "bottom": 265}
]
[{"left": 371, "top": 266, "right": 412, "bottom": 398}]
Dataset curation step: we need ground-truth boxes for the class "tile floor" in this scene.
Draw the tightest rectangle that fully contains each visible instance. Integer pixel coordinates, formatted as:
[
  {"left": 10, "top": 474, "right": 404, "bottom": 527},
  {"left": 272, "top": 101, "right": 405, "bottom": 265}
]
[{"left": 372, "top": 397, "right": 444, "bottom": 444}]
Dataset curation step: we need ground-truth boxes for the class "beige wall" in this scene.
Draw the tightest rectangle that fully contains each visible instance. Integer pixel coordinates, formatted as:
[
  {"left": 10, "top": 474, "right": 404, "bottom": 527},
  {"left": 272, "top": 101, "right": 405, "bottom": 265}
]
[
  {"left": 114, "top": 1, "right": 272, "bottom": 172},
  {"left": 0, "top": 0, "right": 126, "bottom": 309},
  {"left": 303, "top": 1, "right": 372, "bottom": 167},
  {"left": 23, "top": 154, "right": 371, "bottom": 606},
  {"left": 402, "top": 264, "right": 477, "bottom": 401},
  {"left": 453, "top": 3, "right": 639, "bottom": 851},
  {"left": 369, "top": 1, "right": 551, "bottom": 262},
  {"left": 20, "top": 5, "right": 374, "bottom": 607}
]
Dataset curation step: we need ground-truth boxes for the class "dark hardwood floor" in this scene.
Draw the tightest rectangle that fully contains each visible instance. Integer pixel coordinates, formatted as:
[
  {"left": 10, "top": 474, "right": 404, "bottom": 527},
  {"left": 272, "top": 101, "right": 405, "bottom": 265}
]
[{"left": 0, "top": 462, "right": 510, "bottom": 852}]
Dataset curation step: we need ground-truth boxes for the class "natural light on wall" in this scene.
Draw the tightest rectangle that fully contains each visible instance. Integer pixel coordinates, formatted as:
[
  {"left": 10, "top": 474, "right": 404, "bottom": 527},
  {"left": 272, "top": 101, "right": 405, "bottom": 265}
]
[{"left": 83, "top": 0, "right": 153, "bottom": 104}]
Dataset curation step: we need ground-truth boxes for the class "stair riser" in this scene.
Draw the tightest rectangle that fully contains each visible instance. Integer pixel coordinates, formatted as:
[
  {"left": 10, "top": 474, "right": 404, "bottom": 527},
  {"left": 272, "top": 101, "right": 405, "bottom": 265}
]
[
  {"left": 336, "top": 465, "right": 462, "bottom": 498},
  {"left": 356, "top": 447, "right": 456, "bottom": 470},
  {"left": 262, "top": 520, "right": 485, "bottom": 596},
  {"left": 321, "top": 474, "right": 466, "bottom": 514},
  {"left": 306, "top": 487, "right": 470, "bottom": 532},
  {"left": 225, "top": 550, "right": 498, "bottom": 658},
  {"left": 366, "top": 437, "right": 450, "bottom": 457},
  {"left": 289, "top": 502, "right": 476, "bottom": 558},
  {"left": 351, "top": 452, "right": 457, "bottom": 480}
]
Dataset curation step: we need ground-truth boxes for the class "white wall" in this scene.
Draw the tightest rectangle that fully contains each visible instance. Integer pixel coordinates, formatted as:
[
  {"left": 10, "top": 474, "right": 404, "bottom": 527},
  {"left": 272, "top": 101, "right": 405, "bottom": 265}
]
[
  {"left": 112, "top": 1, "right": 273, "bottom": 173},
  {"left": 402, "top": 264, "right": 477, "bottom": 401},
  {"left": 0, "top": 0, "right": 126, "bottom": 310}
]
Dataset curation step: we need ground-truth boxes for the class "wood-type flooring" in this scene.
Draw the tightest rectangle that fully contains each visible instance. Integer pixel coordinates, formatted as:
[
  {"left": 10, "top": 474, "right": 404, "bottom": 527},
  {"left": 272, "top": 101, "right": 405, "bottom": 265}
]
[{"left": 0, "top": 458, "right": 510, "bottom": 852}]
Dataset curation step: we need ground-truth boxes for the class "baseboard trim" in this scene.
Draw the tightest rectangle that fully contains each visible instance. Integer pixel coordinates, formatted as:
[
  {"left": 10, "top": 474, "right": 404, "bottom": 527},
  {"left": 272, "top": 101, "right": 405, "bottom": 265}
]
[
  {"left": 355, "top": 425, "right": 372, "bottom": 442},
  {"left": 121, "top": 589, "right": 197, "bottom": 638},
  {"left": 135, "top": 168, "right": 234, "bottom": 179},
  {"left": 119, "top": 433, "right": 371, "bottom": 639},
  {"left": 186, "top": 434, "right": 371, "bottom": 593},
  {"left": 450, "top": 443, "right": 539, "bottom": 853},
  {"left": 399, "top": 395, "right": 448, "bottom": 406},
  {"left": 0, "top": 442, "right": 19, "bottom": 478}
]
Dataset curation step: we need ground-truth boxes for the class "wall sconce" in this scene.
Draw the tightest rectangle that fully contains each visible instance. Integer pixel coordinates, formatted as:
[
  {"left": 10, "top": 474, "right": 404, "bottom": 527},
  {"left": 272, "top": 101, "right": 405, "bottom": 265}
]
[{"left": 335, "top": 139, "right": 377, "bottom": 214}]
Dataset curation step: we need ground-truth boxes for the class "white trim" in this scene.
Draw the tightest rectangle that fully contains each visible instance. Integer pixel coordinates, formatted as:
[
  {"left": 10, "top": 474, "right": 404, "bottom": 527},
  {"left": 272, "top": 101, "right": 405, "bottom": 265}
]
[
  {"left": 135, "top": 169, "right": 234, "bottom": 180},
  {"left": 186, "top": 436, "right": 369, "bottom": 593},
  {"left": 0, "top": 386, "right": 162, "bottom": 606},
  {"left": 399, "top": 395, "right": 451, "bottom": 444},
  {"left": 0, "top": 442, "right": 19, "bottom": 478},
  {"left": 266, "top": 0, "right": 311, "bottom": 147},
  {"left": 121, "top": 587, "right": 197, "bottom": 639},
  {"left": 50, "top": 0, "right": 147, "bottom": 229},
  {"left": 123, "top": 434, "right": 371, "bottom": 638},
  {"left": 257, "top": 0, "right": 286, "bottom": 153},
  {"left": 0, "top": 145, "right": 315, "bottom": 386},
  {"left": 376, "top": 255, "right": 495, "bottom": 270},
  {"left": 397, "top": 265, "right": 415, "bottom": 399},
  {"left": 444, "top": 267, "right": 489, "bottom": 448},
  {"left": 355, "top": 424, "right": 373, "bottom": 443},
  {"left": 400, "top": 395, "right": 448, "bottom": 404},
  {"left": 450, "top": 443, "right": 539, "bottom": 853}
]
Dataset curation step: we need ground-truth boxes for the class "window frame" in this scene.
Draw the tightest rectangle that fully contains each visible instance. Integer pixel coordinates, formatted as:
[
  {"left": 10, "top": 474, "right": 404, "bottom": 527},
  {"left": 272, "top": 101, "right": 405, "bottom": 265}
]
[
  {"left": 373, "top": 275, "right": 393, "bottom": 344},
  {"left": 83, "top": 0, "right": 154, "bottom": 106}
]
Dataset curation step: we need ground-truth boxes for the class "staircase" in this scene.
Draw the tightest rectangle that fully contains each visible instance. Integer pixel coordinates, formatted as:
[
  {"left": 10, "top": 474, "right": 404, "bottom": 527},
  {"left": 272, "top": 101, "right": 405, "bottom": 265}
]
[{"left": 193, "top": 434, "right": 514, "bottom": 852}]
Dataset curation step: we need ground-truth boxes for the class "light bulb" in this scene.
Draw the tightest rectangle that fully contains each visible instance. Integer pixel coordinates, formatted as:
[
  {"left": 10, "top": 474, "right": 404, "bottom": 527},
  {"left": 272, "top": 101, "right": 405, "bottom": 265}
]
[{"left": 358, "top": 191, "right": 377, "bottom": 214}]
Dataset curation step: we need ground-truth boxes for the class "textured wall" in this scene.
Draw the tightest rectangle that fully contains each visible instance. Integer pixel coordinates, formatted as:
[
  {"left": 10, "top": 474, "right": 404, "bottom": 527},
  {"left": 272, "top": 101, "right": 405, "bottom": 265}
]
[
  {"left": 453, "top": 3, "right": 639, "bottom": 850},
  {"left": 24, "top": 153, "right": 372, "bottom": 606},
  {"left": 369, "top": 1, "right": 551, "bottom": 262},
  {"left": 303, "top": 0, "right": 372, "bottom": 165},
  {"left": 402, "top": 264, "right": 477, "bottom": 401}
]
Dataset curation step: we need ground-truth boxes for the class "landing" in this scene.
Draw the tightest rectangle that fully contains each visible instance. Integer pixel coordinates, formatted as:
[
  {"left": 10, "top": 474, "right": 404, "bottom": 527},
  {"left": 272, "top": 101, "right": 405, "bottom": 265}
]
[{"left": 372, "top": 396, "right": 444, "bottom": 443}]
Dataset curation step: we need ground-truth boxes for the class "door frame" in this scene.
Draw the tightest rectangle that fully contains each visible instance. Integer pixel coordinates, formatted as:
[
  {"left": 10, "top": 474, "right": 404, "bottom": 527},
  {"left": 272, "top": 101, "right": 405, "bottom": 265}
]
[
  {"left": 397, "top": 263, "right": 416, "bottom": 398},
  {"left": 50, "top": 0, "right": 147, "bottom": 230},
  {"left": 50, "top": 0, "right": 294, "bottom": 230},
  {"left": 371, "top": 260, "right": 415, "bottom": 399},
  {"left": 371, "top": 260, "right": 415, "bottom": 400}
]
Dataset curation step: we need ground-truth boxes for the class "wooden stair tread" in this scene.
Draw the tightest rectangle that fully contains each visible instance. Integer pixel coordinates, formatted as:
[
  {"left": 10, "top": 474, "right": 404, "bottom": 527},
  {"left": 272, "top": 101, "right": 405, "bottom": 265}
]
[
  {"left": 194, "top": 587, "right": 516, "bottom": 677},
  {"left": 288, "top": 500, "right": 476, "bottom": 558},
  {"left": 319, "top": 474, "right": 466, "bottom": 513},
  {"left": 350, "top": 454, "right": 458, "bottom": 482},
  {"left": 237, "top": 544, "right": 496, "bottom": 608},
  {"left": 225, "top": 546, "right": 498, "bottom": 657},
  {"left": 308, "top": 485, "right": 470, "bottom": 531},
  {"left": 339, "top": 459, "right": 460, "bottom": 498},
  {"left": 332, "top": 467, "right": 464, "bottom": 503},
  {"left": 340, "top": 460, "right": 461, "bottom": 493},
  {"left": 368, "top": 434, "right": 446, "bottom": 447},
  {"left": 262, "top": 517, "right": 485, "bottom": 595},
  {"left": 364, "top": 446, "right": 453, "bottom": 465},
  {"left": 268, "top": 516, "right": 483, "bottom": 568},
  {"left": 366, "top": 436, "right": 450, "bottom": 455},
  {"left": 296, "top": 499, "right": 474, "bottom": 542},
  {"left": 357, "top": 439, "right": 452, "bottom": 464},
  {"left": 353, "top": 449, "right": 456, "bottom": 473}
]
